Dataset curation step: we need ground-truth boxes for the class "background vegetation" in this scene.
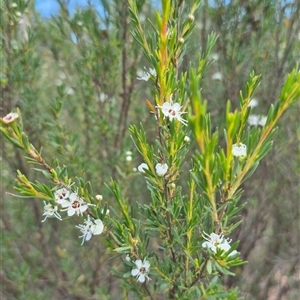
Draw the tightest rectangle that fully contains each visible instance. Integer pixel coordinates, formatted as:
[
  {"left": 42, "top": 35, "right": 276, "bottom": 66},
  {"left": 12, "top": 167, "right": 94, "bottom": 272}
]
[{"left": 1, "top": 0, "right": 299, "bottom": 299}]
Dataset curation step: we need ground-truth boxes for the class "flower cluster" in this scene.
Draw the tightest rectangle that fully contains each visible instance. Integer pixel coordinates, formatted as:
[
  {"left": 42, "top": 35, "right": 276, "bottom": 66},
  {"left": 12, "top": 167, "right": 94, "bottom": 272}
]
[
  {"left": 40, "top": 188, "right": 105, "bottom": 245},
  {"left": 54, "top": 188, "right": 94, "bottom": 216},
  {"left": 202, "top": 232, "right": 237, "bottom": 257}
]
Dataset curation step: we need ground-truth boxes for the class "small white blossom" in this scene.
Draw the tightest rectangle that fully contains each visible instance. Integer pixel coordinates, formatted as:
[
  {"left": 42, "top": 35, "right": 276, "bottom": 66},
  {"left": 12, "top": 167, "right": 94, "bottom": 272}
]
[
  {"left": 54, "top": 188, "right": 70, "bottom": 202},
  {"left": 138, "top": 163, "right": 149, "bottom": 173},
  {"left": 156, "top": 99, "right": 187, "bottom": 126},
  {"left": 258, "top": 116, "right": 267, "bottom": 126},
  {"left": 1, "top": 112, "right": 19, "bottom": 124},
  {"left": 99, "top": 92, "right": 108, "bottom": 102},
  {"left": 248, "top": 98, "right": 258, "bottom": 108},
  {"left": 126, "top": 151, "right": 132, "bottom": 155},
  {"left": 126, "top": 155, "right": 132, "bottom": 162},
  {"left": 248, "top": 114, "right": 267, "bottom": 126},
  {"left": 184, "top": 136, "right": 190, "bottom": 142},
  {"left": 131, "top": 259, "right": 151, "bottom": 283},
  {"left": 58, "top": 192, "right": 92, "bottom": 216},
  {"left": 137, "top": 67, "right": 156, "bottom": 81},
  {"left": 155, "top": 163, "right": 168, "bottom": 176},
  {"left": 248, "top": 114, "right": 260, "bottom": 126},
  {"left": 41, "top": 201, "right": 62, "bottom": 222},
  {"left": 65, "top": 87, "right": 74, "bottom": 95},
  {"left": 210, "top": 53, "right": 219, "bottom": 61},
  {"left": 202, "top": 232, "right": 237, "bottom": 256},
  {"left": 211, "top": 72, "right": 223, "bottom": 80},
  {"left": 137, "top": 72, "right": 151, "bottom": 81},
  {"left": 232, "top": 143, "right": 247, "bottom": 158},
  {"left": 76, "top": 215, "right": 104, "bottom": 245}
]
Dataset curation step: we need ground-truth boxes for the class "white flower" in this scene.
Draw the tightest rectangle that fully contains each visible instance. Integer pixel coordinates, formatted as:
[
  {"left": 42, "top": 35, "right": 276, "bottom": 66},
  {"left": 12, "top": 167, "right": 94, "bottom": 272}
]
[
  {"left": 211, "top": 72, "right": 223, "bottom": 80},
  {"left": 184, "top": 136, "right": 191, "bottom": 142},
  {"left": 247, "top": 114, "right": 260, "bottom": 126},
  {"left": 202, "top": 232, "right": 237, "bottom": 256},
  {"left": 202, "top": 232, "right": 224, "bottom": 253},
  {"left": 1, "top": 112, "right": 19, "bottom": 124},
  {"left": 137, "top": 67, "right": 156, "bottom": 81},
  {"left": 148, "top": 68, "right": 156, "bottom": 77},
  {"left": 58, "top": 192, "right": 92, "bottom": 216},
  {"left": 210, "top": 53, "right": 219, "bottom": 61},
  {"left": 99, "top": 93, "right": 108, "bottom": 102},
  {"left": 54, "top": 188, "right": 70, "bottom": 202},
  {"left": 155, "top": 163, "right": 168, "bottom": 176},
  {"left": 137, "top": 72, "right": 151, "bottom": 81},
  {"left": 131, "top": 259, "right": 151, "bottom": 283},
  {"left": 41, "top": 201, "right": 62, "bottom": 222},
  {"left": 126, "top": 155, "right": 132, "bottom": 161},
  {"left": 156, "top": 100, "right": 187, "bottom": 126},
  {"left": 248, "top": 98, "right": 258, "bottom": 108},
  {"left": 232, "top": 143, "right": 247, "bottom": 158},
  {"left": 248, "top": 115, "right": 267, "bottom": 126},
  {"left": 126, "top": 150, "right": 132, "bottom": 155},
  {"left": 76, "top": 215, "right": 104, "bottom": 245},
  {"left": 138, "top": 163, "right": 149, "bottom": 173},
  {"left": 258, "top": 116, "right": 267, "bottom": 126}
]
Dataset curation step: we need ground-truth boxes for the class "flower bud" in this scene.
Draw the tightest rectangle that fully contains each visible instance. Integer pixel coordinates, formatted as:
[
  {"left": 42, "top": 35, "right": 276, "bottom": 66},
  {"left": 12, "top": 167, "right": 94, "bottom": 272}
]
[
  {"left": 95, "top": 194, "right": 103, "bottom": 201},
  {"left": 188, "top": 14, "right": 195, "bottom": 22}
]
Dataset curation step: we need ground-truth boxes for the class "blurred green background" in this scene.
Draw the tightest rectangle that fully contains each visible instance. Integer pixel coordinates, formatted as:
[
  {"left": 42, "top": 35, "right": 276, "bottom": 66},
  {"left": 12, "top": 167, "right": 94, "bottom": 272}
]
[{"left": 1, "top": 0, "right": 299, "bottom": 299}]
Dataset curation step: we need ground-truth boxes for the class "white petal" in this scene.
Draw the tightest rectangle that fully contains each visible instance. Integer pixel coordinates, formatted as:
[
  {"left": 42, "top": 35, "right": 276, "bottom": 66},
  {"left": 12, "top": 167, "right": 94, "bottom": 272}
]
[
  {"left": 218, "top": 242, "right": 230, "bottom": 251},
  {"left": 69, "top": 192, "right": 79, "bottom": 201},
  {"left": 143, "top": 260, "right": 150, "bottom": 270},
  {"left": 138, "top": 163, "right": 148, "bottom": 173},
  {"left": 85, "top": 232, "right": 93, "bottom": 241},
  {"left": 172, "top": 103, "right": 182, "bottom": 111},
  {"left": 58, "top": 199, "right": 70, "bottom": 208},
  {"left": 137, "top": 274, "right": 146, "bottom": 283},
  {"left": 161, "top": 102, "right": 172, "bottom": 116},
  {"left": 92, "top": 220, "right": 104, "bottom": 235},
  {"left": 135, "top": 259, "right": 143, "bottom": 269},
  {"left": 79, "top": 204, "right": 88, "bottom": 213},
  {"left": 68, "top": 209, "right": 76, "bottom": 216},
  {"left": 131, "top": 268, "right": 139, "bottom": 276}
]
